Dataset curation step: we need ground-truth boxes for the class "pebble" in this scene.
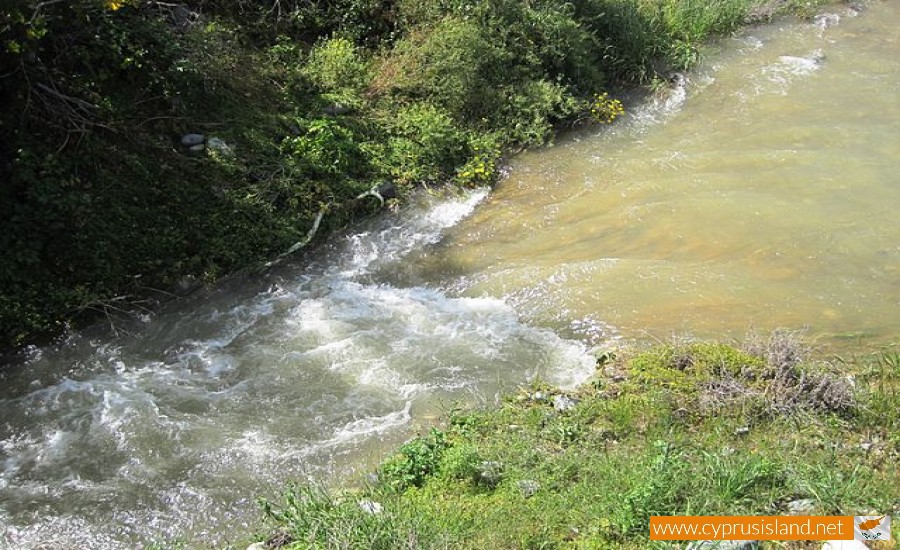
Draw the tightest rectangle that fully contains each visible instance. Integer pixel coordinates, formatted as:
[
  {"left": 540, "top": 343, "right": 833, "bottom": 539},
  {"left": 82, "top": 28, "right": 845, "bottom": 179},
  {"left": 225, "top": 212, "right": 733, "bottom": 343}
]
[
  {"left": 207, "top": 136, "right": 234, "bottom": 156},
  {"left": 518, "top": 479, "right": 540, "bottom": 498},
  {"left": 181, "top": 133, "right": 205, "bottom": 146},
  {"left": 552, "top": 394, "right": 579, "bottom": 412},
  {"left": 358, "top": 500, "right": 383, "bottom": 514},
  {"left": 787, "top": 498, "right": 816, "bottom": 514}
]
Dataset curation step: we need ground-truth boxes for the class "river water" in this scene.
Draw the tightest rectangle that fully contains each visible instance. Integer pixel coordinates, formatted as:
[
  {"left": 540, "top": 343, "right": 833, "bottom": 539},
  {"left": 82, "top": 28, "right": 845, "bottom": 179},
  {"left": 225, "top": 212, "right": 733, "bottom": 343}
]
[{"left": 2, "top": 3, "right": 898, "bottom": 548}]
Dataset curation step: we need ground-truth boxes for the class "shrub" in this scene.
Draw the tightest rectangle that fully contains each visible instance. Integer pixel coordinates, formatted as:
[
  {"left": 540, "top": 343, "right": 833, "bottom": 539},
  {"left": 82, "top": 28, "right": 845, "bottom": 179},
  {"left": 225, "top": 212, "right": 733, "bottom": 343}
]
[
  {"left": 379, "top": 428, "right": 451, "bottom": 491},
  {"left": 302, "top": 36, "right": 370, "bottom": 103},
  {"left": 379, "top": 103, "right": 468, "bottom": 184}
]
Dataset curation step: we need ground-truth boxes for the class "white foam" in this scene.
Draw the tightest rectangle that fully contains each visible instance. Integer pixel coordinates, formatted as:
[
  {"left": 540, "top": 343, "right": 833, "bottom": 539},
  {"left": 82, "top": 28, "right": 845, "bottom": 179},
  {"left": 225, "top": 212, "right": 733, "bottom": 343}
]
[
  {"left": 337, "top": 189, "right": 489, "bottom": 277},
  {"left": 815, "top": 12, "right": 841, "bottom": 35},
  {"left": 0, "top": 185, "right": 602, "bottom": 548},
  {"left": 750, "top": 49, "right": 824, "bottom": 96}
]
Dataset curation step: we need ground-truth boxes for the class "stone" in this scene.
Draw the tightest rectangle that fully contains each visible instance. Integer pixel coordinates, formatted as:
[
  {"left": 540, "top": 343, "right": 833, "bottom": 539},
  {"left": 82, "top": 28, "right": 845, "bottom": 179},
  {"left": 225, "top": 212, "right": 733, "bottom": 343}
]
[
  {"left": 376, "top": 182, "right": 398, "bottom": 200},
  {"left": 734, "top": 426, "right": 750, "bottom": 436},
  {"left": 207, "top": 136, "right": 234, "bottom": 156},
  {"left": 477, "top": 461, "right": 503, "bottom": 486},
  {"left": 552, "top": 394, "right": 579, "bottom": 412},
  {"left": 787, "top": 498, "right": 816, "bottom": 514},
  {"left": 323, "top": 103, "right": 350, "bottom": 116},
  {"left": 531, "top": 391, "right": 547, "bottom": 402},
  {"left": 518, "top": 479, "right": 540, "bottom": 498},
  {"left": 246, "top": 543, "right": 266, "bottom": 550},
  {"left": 188, "top": 143, "right": 205, "bottom": 152},
  {"left": 603, "top": 365, "right": 627, "bottom": 382},
  {"left": 358, "top": 499, "right": 383, "bottom": 514},
  {"left": 181, "top": 133, "right": 205, "bottom": 146}
]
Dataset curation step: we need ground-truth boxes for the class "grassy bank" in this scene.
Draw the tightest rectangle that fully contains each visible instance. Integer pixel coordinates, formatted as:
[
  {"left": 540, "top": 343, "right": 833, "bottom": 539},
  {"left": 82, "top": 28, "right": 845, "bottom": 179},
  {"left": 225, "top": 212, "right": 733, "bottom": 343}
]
[
  {"left": 0, "top": 0, "right": 835, "bottom": 350},
  {"left": 257, "top": 333, "right": 899, "bottom": 549}
]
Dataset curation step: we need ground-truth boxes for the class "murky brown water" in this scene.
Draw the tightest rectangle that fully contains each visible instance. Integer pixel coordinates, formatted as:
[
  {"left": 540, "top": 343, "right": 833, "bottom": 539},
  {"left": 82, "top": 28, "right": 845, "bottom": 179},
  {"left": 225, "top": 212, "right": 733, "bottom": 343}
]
[
  {"left": 427, "top": 1, "right": 900, "bottom": 348},
  {"left": 1, "top": 3, "right": 898, "bottom": 548}
]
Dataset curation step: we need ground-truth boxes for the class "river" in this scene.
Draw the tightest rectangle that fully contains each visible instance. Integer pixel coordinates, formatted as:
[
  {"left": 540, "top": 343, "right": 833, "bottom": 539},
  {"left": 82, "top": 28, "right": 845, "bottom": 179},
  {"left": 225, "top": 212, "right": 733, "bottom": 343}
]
[{"left": 2, "top": 2, "right": 898, "bottom": 548}]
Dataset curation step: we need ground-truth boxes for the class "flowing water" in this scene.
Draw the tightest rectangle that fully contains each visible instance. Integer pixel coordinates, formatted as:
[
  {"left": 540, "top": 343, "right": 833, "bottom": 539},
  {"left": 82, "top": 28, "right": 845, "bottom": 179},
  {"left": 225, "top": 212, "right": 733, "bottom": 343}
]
[
  {"left": 425, "top": 2, "right": 900, "bottom": 346},
  {"left": 2, "top": 3, "right": 899, "bottom": 548}
]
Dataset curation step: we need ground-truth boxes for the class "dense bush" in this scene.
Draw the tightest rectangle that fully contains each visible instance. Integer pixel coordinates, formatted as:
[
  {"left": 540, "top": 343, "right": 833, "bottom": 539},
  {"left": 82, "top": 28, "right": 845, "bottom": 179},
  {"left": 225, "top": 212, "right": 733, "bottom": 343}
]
[{"left": 1, "top": 0, "right": 793, "bottom": 349}]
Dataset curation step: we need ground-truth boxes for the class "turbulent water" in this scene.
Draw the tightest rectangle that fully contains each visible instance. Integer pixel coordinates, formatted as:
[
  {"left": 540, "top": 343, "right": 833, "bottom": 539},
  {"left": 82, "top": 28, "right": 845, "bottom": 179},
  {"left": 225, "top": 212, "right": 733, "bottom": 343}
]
[
  {"left": 2, "top": 3, "right": 899, "bottom": 548},
  {"left": 0, "top": 191, "right": 596, "bottom": 548}
]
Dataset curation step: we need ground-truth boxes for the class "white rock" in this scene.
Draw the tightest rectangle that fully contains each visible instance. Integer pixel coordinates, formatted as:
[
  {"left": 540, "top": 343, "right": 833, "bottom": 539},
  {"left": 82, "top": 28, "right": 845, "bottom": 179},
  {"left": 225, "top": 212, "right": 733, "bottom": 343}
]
[
  {"left": 787, "top": 498, "right": 816, "bottom": 514},
  {"left": 246, "top": 543, "right": 267, "bottom": 550},
  {"left": 358, "top": 500, "right": 383, "bottom": 514},
  {"left": 518, "top": 479, "right": 540, "bottom": 498},
  {"left": 207, "top": 136, "right": 234, "bottom": 156},
  {"left": 552, "top": 394, "right": 578, "bottom": 412}
]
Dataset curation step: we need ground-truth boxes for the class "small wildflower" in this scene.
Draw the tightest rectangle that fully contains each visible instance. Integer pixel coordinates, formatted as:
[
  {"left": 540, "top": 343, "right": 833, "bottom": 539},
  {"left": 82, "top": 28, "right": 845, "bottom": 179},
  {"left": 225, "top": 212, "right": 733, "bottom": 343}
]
[{"left": 589, "top": 92, "right": 625, "bottom": 125}]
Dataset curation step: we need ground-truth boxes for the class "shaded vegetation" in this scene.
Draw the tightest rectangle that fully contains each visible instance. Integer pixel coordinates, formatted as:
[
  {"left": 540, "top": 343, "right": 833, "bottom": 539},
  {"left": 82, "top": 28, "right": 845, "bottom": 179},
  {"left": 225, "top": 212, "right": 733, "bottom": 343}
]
[
  {"left": 258, "top": 335, "right": 900, "bottom": 549},
  {"left": 0, "top": 0, "right": 831, "bottom": 348}
]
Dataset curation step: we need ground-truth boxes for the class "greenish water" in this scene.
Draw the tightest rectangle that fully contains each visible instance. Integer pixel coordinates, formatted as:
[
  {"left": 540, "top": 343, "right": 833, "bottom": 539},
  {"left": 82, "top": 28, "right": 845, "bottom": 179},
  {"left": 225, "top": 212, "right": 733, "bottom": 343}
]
[
  {"left": 1, "top": 3, "right": 898, "bottom": 548},
  {"left": 425, "top": 2, "right": 900, "bottom": 348}
]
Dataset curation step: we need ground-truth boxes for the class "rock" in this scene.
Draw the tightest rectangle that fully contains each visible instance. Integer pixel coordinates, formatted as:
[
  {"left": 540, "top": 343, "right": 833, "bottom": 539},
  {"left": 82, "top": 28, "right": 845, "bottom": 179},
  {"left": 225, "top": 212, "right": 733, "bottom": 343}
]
[
  {"left": 787, "top": 498, "right": 816, "bottom": 514},
  {"left": 376, "top": 182, "right": 398, "bottom": 201},
  {"left": 518, "top": 479, "right": 540, "bottom": 498},
  {"left": 181, "top": 133, "right": 205, "bottom": 146},
  {"left": 246, "top": 543, "right": 266, "bottom": 550},
  {"left": 815, "top": 13, "right": 841, "bottom": 31},
  {"left": 822, "top": 541, "right": 868, "bottom": 550},
  {"left": 602, "top": 365, "right": 627, "bottom": 382},
  {"left": 207, "top": 136, "right": 234, "bottom": 156},
  {"left": 668, "top": 71, "right": 686, "bottom": 87},
  {"left": 477, "top": 461, "right": 503, "bottom": 487},
  {"left": 686, "top": 542, "right": 757, "bottom": 550},
  {"left": 531, "top": 391, "right": 548, "bottom": 402},
  {"left": 358, "top": 500, "right": 383, "bottom": 514},
  {"left": 734, "top": 426, "right": 750, "bottom": 436},
  {"left": 323, "top": 103, "right": 350, "bottom": 116},
  {"left": 188, "top": 143, "right": 205, "bottom": 152},
  {"left": 552, "top": 394, "right": 579, "bottom": 412}
]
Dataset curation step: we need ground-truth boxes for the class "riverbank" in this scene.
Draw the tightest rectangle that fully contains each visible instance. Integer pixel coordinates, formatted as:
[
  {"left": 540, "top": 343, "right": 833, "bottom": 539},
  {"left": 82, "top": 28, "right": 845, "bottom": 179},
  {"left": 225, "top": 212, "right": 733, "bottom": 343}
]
[
  {"left": 0, "top": 0, "right": 838, "bottom": 351},
  {"left": 255, "top": 334, "right": 899, "bottom": 548}
]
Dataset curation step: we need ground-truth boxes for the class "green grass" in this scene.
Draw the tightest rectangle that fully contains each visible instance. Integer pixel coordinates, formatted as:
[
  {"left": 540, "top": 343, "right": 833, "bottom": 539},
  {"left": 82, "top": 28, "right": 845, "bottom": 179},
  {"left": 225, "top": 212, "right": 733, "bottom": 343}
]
[{"left": 257, "top": 336, "right": 900, "bottom": 549}]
